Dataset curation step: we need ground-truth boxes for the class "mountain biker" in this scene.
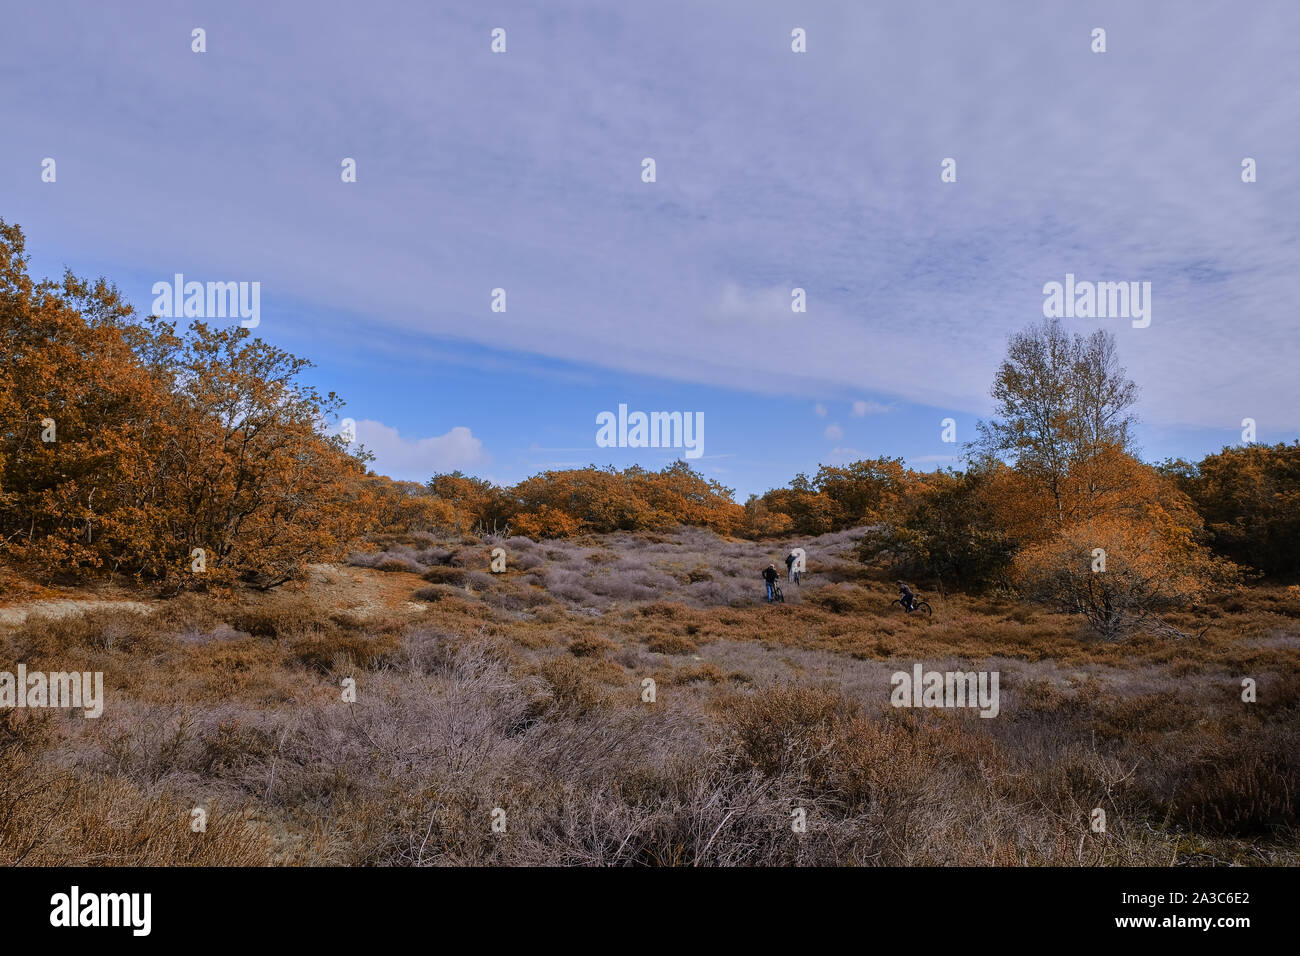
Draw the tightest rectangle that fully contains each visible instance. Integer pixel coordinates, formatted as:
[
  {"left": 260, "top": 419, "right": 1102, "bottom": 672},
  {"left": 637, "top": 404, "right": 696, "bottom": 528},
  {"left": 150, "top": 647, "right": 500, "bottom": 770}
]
[
  {"left": 897, "top": 581, "right": 917, "bottom": 611},
  {"left": 784, "top": 551, "right": 796, "bottom": 583},
  {"left": 763, "top": 564, "right": 780, "bottom": 602}
]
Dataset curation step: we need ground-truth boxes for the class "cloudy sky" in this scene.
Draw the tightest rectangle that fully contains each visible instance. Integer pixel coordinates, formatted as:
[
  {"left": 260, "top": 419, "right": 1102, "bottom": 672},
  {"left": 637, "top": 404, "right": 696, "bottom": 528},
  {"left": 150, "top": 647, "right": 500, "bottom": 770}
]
[{"left": 3, "top": 0, "right": 1296, "bottom": 496}]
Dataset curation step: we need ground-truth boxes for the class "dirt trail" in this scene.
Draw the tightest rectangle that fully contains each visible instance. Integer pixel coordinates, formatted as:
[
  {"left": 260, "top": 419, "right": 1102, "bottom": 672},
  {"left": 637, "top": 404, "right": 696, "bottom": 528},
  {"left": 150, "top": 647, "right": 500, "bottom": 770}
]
[
  {"left": 0, "top": 563, "right": 428, "bottom": 629},
  {"left": 301, "top": 563, "right": 430, "bottom": 618},
  {"left": 0, "top": 598, "right": 155, "bottom": 627}
]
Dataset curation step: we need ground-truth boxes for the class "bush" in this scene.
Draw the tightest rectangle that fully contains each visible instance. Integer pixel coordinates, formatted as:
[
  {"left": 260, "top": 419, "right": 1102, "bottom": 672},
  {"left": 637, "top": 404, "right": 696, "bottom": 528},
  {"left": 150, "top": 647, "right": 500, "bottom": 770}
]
[
  {"left": 1012, "top": 514, "right": 1233, "bottom": 639},
  {"left": 646, "top": 633, "right": 698, "bottom": 655}
]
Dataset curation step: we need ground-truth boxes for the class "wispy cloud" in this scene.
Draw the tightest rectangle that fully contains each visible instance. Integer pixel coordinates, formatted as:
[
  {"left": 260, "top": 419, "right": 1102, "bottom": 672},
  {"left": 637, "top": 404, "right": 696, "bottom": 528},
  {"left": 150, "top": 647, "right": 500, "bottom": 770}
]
[{"left": 852, "top": 400, "right": 891, "bottom": 417}]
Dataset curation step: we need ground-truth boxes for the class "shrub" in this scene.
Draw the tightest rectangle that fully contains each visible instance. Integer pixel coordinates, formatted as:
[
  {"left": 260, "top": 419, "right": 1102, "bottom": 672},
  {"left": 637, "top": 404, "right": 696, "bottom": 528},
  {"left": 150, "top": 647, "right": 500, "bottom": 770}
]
[
  {"left": 421, "top": 566, "right": 468, "bottom": 587},
  {"left": 647, "top": 633, "right": 698, "bottom": 655},
  {"left": 569, "top": 635, "right": 616, "bottom": 658}
]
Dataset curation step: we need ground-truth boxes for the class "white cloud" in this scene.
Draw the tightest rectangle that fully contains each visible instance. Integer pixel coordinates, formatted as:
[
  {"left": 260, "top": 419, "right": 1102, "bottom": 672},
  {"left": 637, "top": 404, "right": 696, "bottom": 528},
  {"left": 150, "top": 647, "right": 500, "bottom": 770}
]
[
  {"left": 826, "top": 446, "right": 863, "bottom": 464},
  {"left": 824, "top": 424, "right": 844, "bottom": 440},
  {"left": 351, "top": 420, "right": 486, "bottom": 481},
  {"left": 813, "top": 403, "right": 828, "bottom": 417},
  {"left": 717, "top": 283, "right": 789, "bottom": 323},
  {"left": 852, "top": 400, "right": 890, "bottom": 417}
]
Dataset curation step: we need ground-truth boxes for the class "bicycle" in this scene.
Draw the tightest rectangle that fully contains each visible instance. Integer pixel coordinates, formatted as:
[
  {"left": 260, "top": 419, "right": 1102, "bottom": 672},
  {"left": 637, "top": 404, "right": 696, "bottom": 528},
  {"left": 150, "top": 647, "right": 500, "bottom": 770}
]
[
  {"left": 890, "top": 596, "right": 931, "bottom": 617},
  {"left": 769, "top": 582, "right": 785, "bottom": 603}
]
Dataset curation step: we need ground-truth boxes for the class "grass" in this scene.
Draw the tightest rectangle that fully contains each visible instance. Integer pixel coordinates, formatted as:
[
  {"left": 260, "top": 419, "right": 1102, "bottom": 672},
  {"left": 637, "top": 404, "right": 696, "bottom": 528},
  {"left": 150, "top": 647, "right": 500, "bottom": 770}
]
[{"left": 1, "top": 526, "right": 1296, "bottom": 865}]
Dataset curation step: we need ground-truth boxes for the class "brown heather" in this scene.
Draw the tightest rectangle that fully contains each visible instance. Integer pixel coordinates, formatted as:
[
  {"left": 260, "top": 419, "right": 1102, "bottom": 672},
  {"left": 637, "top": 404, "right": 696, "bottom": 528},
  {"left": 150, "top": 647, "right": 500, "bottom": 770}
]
[{"left": 1, "top": 526, "right": 1295, "bottom": 866}]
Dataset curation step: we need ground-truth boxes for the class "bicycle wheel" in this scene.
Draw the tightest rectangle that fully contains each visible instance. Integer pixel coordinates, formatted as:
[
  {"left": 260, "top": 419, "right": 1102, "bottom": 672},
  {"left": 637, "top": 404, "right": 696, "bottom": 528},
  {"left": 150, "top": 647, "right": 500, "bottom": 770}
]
[
  {"left": 915, "top": 601, "right": 932, "bottom": 617},
  {"left": 774, "top": 586, "right": 785, "bottom": 603},
  {"left": 890, "top": 599, "right": 904, "bottom": 611}
]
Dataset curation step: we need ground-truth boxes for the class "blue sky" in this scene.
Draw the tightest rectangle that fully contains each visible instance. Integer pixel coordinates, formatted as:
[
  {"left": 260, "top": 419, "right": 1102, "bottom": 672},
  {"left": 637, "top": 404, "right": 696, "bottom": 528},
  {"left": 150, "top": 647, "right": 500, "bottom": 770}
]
[{"left": 3, "top": 0, "right": 1297, "bottom": 499}]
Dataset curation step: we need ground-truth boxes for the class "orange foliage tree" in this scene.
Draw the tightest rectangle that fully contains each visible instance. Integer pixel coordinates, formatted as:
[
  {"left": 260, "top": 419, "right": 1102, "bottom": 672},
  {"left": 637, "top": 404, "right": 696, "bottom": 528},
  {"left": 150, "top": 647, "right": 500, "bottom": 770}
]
[
  {"left": 1007, "top": 446, "right": 1235, "bottom": 637},
  {"left": 0, "top": 221, "right": 372, "bottom": 587},
  {"left": 1162, "top": 443, "right": 1300, "bottom": 578},
  {"left": 749, "top": 457, "right": 917, "bottom": 537},
  {"left": 508, "top": 462, "right": 742, "bottom": 537},
  {"left": 1013, "top": 510, "right": 1232, "bottom": 640}
]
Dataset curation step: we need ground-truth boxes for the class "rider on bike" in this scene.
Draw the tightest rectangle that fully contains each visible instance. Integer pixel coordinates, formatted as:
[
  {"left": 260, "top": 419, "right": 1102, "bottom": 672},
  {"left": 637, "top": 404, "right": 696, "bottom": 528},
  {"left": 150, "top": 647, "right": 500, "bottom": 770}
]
[{"left": 897, "top": 581, "right": 917, "bottom": 611}]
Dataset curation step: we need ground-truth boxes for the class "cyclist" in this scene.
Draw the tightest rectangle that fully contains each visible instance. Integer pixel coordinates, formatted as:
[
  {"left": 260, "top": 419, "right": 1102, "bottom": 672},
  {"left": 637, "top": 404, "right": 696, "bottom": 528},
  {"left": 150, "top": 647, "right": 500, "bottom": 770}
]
[
  {"left": 897, "top": 580, "right": 917, "bottom": 611},
  {"left": 784, "top": 551, "right": 797, "bottom": 583},
  {"left": 763, "top": 564, "right": 780, "bottom": 602}
]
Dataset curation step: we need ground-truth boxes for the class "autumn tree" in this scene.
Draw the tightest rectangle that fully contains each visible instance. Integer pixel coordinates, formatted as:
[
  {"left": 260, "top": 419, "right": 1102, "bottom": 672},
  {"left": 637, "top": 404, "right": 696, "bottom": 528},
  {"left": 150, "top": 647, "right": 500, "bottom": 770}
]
[
  {"left": 1, "top": 222, "right": 173, "bottom": 576},
  {"left": 1162, "top": 443, "right": 1300, "bottom": 578},
  {"left": 505, "top": 462, "right": 740, "bottom": 537},
  {"left": 630, "top": 461, "right": 743, "bottom": 535},
  {"left": 1010, "top": 450, "right": 1235, "bottom": 638},
  {"left": 975, "top": 319, "right": 1138, "bottom": 532},
  {"left": 426, "top": 470, "right": 514, "bottom": 533},
  {"left": 155, "top": 323, "right": 372, "bottom": 587},
  {"left": 1013, "top": 511, "right": 1231, "bottom": 640},
  {"left": 811, "top": 458, "right": 910, "bottom": 526},
  {"left": 361, "top": 477, "right": 460, "bottom": 536},
  {"left": 0, "top": 220, "right": 373, "bottom": 587}
]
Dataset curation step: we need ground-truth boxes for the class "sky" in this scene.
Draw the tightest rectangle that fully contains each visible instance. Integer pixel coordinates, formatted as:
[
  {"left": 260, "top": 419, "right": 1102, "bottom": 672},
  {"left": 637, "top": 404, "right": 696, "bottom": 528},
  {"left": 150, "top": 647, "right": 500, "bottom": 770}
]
[{"left": 2, "top": 0, "right": 1297, "bottom": 499}]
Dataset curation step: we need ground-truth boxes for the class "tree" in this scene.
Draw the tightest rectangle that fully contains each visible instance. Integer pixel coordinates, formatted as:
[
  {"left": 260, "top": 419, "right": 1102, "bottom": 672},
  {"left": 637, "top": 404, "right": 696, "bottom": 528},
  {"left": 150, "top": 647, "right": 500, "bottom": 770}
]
[
  {"left": 1010, "top": 453, "right": 1236, "bottom": 638},
  {"left": 0, "top": 220, "right": 372, "bottom": 587},
  {"left": 156, "top": 323, "right": 371, "bottom": 587},
  {"left": 858, "top": 464, "right": 1014, "bottom": 591},
  {"left": 1162, "top": 443, "right": 1300, "bottom": 578},
  {"left": 1, "top": 222, "right": 174, "bottom": 576},
  {"left": 975, "top": 319, "right": 1138, "bottom": 529}
]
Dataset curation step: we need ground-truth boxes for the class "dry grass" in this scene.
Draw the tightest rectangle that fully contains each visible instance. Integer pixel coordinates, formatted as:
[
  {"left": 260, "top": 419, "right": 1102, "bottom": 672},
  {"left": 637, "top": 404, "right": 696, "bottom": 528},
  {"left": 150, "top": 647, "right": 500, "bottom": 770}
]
[{"left": 1, "top": 525, "right": 1296, "bottom": 865}]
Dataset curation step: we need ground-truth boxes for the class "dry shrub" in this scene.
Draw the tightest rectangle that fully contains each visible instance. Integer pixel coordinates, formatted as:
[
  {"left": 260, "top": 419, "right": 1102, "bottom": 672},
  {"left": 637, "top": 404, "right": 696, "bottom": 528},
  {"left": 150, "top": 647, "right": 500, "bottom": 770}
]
[
  {"left": 808, "top": 585, "right": 873, "bottom": 615},
  {"left": 1145, "top": 726, "right": 1299, "bottom": 836},
  {"left": 375, "top": 557, "right": 423, "bottom": 574},
  {"left": 647, "top": 633, "right": 698, "bottom": 656},
  {"left": 413, "top": 585, "right": 460, "bottom": 603},
  {"left": 638, "top": 602, "right": 684, "bottom": 619},
  {"left": 288, "top": 626, "right": 403, "bottom": 675},
  {"left": 568, "top": 635, "right": 615, "bottom": 658},
  {"left": 421, "top": 566, "right": 468, "bottom": 587},
  {"left": 722, "top": 685, "right": 855, "bottom": 783},
  {"left": 0, "top": 711, "right": 267, "bottom": 866},
  {"left": 9, "top": 607, "right": 162, "bottom": 659},
  {"left": 227, "top": 594, "right": 331, "bottom": 638},
  {"left": 535, "top": 657, "right": 608, "bottom": 714},
  {"left": 673, "top": 661, "right": 724, "bottom": 684}
]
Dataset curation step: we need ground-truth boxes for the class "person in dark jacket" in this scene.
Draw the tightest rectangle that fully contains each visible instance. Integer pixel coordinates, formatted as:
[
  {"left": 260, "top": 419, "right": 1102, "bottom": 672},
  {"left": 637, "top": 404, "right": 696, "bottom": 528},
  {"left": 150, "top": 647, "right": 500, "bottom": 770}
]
[
  {"left": 897, "top": 580, "right": 917, "bottom": 611},
  {"left": 763, "top": 564, "right": 780, "bottom": 601}
]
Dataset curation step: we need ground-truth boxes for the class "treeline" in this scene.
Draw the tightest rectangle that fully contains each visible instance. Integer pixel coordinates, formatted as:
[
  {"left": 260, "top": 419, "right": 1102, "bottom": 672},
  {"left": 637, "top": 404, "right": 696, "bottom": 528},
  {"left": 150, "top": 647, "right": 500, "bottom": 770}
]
[
  {"left": 371, "top": 458, "right": 922, "bottom": 541},
  {"left": 376, "top": 440, "right": 1299, "bottom": 589},
  {"left": 369, "top": 464, "right": 746, "bottom": 539}
]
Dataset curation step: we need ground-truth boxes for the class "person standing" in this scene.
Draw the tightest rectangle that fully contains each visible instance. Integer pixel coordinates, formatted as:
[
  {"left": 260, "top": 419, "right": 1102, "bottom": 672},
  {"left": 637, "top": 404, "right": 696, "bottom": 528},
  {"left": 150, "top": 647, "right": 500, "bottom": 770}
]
[{"left": 762, "top": 564, "right": 780, "bottom": 601}]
